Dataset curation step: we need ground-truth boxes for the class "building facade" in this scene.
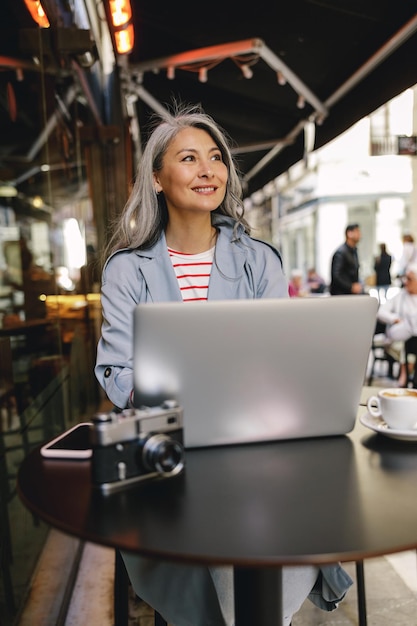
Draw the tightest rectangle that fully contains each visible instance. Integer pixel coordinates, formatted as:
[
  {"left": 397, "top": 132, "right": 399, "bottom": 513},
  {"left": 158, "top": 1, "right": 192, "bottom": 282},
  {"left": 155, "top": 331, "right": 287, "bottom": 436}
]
[{"left": 245, "top": 87, "right": 417, "bottom": 287}]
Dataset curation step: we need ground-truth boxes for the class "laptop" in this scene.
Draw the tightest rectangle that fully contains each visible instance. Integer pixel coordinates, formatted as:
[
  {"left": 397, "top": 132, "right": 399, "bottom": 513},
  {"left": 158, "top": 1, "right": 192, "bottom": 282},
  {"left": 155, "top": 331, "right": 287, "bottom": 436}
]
[{"left": 133, "top": 295, "right": 378, "bottom": 448}]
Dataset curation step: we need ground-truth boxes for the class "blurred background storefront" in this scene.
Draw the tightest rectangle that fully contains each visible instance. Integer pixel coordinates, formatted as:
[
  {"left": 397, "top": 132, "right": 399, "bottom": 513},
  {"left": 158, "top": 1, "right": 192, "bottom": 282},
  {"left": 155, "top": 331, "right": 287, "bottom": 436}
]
[
  {"left": 245, "top": 86, "right": 417, "bottom": 285},
  {"left": 0, "top": 2, "right": 131, "bottom": 620}
]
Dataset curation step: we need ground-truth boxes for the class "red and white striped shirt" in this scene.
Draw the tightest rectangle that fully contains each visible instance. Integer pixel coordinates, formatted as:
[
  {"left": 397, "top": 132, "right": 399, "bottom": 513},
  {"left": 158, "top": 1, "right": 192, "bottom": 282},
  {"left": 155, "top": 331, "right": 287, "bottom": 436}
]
[{"left": 168, "top": 247, "right": 214, "bottom": 302}]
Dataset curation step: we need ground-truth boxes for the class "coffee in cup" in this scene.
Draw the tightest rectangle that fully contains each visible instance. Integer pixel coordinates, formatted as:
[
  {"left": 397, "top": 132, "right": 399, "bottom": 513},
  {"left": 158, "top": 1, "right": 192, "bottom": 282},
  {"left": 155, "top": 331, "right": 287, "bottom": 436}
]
[{"left": 367, "top": 388, "right": 417, "bottom": 430}]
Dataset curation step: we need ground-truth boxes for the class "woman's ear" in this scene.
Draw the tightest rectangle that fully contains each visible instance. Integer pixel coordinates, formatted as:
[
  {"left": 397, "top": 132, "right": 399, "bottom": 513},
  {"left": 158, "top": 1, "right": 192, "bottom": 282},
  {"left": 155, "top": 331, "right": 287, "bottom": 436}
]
[{"left": 153, "top": 174, "right": 162, "bottom": 194}]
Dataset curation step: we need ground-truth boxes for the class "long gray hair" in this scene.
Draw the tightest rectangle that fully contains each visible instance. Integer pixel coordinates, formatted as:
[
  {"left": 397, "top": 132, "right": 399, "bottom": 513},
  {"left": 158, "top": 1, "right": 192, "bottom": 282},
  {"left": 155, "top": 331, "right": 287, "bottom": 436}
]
[{"left": 103, "top": 103, "right": 250, "bottom": 260}]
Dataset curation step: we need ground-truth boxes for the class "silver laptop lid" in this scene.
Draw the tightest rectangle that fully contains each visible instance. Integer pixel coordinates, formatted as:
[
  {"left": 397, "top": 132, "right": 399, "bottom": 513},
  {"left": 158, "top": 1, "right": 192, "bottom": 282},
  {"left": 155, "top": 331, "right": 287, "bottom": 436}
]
[{"left": 133, "top": 296, "right": 378, "bottom": 448}]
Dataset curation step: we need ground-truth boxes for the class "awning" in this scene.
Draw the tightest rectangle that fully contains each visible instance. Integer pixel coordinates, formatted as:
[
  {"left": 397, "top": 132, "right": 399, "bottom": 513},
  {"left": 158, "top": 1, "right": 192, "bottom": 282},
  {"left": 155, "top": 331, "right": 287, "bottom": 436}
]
[
  {"left": 125, "top": 1, "right": 417, "bottom": 195},
  {"left": 1, "top": 1, "right": 417, "bottom": 200}
]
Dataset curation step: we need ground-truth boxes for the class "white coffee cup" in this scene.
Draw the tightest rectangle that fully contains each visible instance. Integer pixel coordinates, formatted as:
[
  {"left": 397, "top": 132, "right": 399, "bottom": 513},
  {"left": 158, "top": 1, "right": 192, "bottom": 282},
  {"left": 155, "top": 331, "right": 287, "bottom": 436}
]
[{"left": 367, "top": 388, "right": 417, "bottom": 430}]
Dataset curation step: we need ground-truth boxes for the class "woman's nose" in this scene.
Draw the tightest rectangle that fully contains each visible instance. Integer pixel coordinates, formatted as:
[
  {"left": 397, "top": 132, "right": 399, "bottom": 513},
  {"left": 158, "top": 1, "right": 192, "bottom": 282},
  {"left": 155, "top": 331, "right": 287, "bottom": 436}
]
[{"left": 199, "top": 162, "right": 214, "bottom": 177}]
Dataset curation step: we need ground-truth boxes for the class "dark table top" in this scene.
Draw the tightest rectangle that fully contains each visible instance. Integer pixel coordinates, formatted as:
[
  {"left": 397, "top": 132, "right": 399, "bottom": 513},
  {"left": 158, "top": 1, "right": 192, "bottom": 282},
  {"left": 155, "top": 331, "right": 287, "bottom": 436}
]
[{"left": 17, "top": 393, "right": 417, "bottom": 568}]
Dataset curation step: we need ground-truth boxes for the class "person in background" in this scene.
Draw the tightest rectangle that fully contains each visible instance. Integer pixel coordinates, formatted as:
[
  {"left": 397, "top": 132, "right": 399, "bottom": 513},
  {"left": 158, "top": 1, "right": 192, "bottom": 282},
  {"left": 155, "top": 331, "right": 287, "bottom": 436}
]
[
  {"left": 288, "top": 268, "right": 307, "bottom": 297},
  {"left": 374, "top": 242, "right": 392, "bottom": 302},
  {"left": 397, "top": 233, "right": 417, "bottom": 279},
  {"left": 330, "top": 224, "right": 363, "bottom": 295},
  {"left": 377, "top": 262, "right": 417, "bottom": 387},
  {"left": 95, "top": 103, "right": 352, "bottom": 626},
  {"left": 78, "top": 244, "right": 100, "bottom": 294},
  {"left": 306, "top": 267, "right": 327, "bottom": 294}
]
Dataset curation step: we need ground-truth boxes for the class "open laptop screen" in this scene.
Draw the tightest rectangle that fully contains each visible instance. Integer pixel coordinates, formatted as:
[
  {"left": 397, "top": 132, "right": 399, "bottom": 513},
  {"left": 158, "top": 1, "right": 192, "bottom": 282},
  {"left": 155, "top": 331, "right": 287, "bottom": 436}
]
[{"left": 133, "top": 296, "right": 377, "bottom": 448}]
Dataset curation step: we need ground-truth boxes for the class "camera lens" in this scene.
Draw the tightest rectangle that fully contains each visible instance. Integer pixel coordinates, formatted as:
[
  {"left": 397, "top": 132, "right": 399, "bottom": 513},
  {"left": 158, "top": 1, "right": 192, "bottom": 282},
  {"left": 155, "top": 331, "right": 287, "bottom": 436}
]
[{"left": 142, "top": 434, "right": 184, "bottom": 476}]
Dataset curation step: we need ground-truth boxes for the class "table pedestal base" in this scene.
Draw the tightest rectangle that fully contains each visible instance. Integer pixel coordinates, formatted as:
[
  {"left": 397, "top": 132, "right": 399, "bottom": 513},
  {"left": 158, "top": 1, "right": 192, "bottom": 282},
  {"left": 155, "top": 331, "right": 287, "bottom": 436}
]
[{"left": 234, "top": 567, "right": 283, "bottom": 626}]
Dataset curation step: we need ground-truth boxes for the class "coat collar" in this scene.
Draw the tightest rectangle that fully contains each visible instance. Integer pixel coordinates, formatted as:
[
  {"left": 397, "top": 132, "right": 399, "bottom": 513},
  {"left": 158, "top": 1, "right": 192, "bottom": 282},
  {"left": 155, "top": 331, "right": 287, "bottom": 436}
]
[{"left": 112, "top": 215, "right": 249, "bottom": 302}]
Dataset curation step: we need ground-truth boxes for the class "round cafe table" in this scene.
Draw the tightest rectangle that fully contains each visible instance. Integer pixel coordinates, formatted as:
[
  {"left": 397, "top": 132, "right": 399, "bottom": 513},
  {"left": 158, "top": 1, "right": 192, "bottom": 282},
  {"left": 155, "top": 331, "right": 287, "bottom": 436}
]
[{"left": 17, "top": 400, "right": 417, "bottom": 625}]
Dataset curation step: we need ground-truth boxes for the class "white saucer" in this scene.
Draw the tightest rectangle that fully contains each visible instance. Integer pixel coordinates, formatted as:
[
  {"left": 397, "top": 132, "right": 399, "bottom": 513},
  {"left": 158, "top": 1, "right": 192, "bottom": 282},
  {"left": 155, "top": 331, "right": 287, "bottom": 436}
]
[{"left": 360, "top": 412, "right": 417, "bottom": 441}]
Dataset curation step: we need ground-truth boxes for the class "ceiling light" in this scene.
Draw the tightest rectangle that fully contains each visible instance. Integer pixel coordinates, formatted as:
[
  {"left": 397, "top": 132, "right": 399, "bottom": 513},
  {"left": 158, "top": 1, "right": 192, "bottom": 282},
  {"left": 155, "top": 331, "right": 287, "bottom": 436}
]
[
  {"left": 23, "top": 0, "right": 50, "bottom": 28},
  {"left": 277, "top": 71, "right": 286, "bottom": 85},
  {"left": 0, "top": 185, "right": 18, "bottom": 198},
  {"left": 198, "top": 67, "right": 208, "bottom": 83},
  {"left": 304, "top": 121, "right": 316, "bottom": 153},
  {"left": 297, "top": 95, "right": 305, "bottom": 109},
  {"left": 241, "top": 64, "right": 253, "bottom": 79},
  {"left": 109, "top": 0, "right": 134, "bottom": 55},
  {"left": 114, "top": 24, "right": 134, "bottom": 55},
  {"left": 32, "top": 196, "right": 44, "bottom": 208},
  {"left": 109, "top": 0, "right": 132, "bottom": 27}
]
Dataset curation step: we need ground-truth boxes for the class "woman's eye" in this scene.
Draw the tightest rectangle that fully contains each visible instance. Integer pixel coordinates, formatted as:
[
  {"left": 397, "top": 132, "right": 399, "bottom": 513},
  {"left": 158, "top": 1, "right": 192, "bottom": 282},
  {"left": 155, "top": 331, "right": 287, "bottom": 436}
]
[{"left": 181, "top": 152, "right": 222, "bottom": 163}]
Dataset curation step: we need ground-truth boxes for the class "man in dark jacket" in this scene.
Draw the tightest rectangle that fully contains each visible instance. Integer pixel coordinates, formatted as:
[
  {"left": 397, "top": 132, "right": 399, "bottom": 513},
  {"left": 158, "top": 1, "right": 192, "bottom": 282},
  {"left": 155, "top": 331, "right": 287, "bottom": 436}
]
[{"left": 330, "top": 224, "right": 363, "bottom": 295}]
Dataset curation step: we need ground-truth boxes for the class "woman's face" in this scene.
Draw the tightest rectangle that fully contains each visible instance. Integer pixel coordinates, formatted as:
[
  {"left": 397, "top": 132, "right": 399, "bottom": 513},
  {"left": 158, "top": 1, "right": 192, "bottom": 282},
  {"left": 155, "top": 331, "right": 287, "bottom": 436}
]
[
  {"left": 404, "top": 272, "right": 417, "bottom": 294},
  {"left": 154, "top": 127, "right": 228, "bottom": 218}
]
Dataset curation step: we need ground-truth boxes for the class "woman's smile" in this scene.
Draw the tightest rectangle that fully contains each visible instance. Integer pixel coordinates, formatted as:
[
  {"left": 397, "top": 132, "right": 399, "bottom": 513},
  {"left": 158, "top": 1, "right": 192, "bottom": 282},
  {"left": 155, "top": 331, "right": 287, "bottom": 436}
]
[{"left": 192, "top": 185, "right": 217, "bottom": 194}]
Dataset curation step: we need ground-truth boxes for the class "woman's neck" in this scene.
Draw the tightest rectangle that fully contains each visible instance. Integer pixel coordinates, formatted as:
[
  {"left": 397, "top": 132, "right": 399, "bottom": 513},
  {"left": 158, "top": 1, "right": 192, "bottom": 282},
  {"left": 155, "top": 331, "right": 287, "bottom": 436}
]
[{"left": 165, "top": 218, "right": 217, "bottom": 254}]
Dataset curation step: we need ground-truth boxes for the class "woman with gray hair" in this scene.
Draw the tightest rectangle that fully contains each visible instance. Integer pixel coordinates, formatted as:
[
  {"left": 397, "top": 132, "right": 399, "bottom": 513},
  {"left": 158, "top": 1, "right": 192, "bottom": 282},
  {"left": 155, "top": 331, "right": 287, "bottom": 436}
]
[
  {"left": 95, "top": 103, "right": 352, "bottom": 626},
  {"left": 102, "top": 103, "right": 248, "bottom": 258}
]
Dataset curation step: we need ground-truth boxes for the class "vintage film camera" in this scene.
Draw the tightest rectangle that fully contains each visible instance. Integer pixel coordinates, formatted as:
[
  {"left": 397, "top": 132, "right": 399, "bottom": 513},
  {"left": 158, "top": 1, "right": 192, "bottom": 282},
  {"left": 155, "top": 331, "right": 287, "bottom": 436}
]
[{"left": 90, "top": 401, "right": 184, "bottom": 493}]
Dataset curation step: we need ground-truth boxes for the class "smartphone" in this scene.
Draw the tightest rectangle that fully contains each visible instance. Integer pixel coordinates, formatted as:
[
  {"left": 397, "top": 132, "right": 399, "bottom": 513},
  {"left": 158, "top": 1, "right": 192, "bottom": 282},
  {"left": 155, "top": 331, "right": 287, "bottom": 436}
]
[{"left": 40, "top": 423, "right": 93, "bottom": 460}]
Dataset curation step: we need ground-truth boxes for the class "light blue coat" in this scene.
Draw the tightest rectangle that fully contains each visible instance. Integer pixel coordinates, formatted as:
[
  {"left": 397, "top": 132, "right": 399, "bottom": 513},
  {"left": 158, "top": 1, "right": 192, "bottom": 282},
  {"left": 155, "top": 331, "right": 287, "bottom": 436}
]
[{"left": 95, "top": 214, "right": 288, "bottom": 409}]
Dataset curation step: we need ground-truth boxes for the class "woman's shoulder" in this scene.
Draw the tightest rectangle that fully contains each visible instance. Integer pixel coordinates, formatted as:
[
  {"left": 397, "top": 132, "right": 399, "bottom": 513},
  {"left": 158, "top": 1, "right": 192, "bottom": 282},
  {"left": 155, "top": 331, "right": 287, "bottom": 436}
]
[
  {"left": 104, "top": 247, "right": 137, "bottom": 270},
  {"left": 242, "top": 232, "right": 283, "bottom": 263},
  {"left": 104, "top": 240, "right": 162, "bottom": 268},
  {"left": 214, "top": 219, "right": 283, "bottom": 271},
  {"left": 214, "top": 217, "right": 279, "bottom": 255},
  {"left": 103, "top": 246, "right": 157, "bottom": 280}
]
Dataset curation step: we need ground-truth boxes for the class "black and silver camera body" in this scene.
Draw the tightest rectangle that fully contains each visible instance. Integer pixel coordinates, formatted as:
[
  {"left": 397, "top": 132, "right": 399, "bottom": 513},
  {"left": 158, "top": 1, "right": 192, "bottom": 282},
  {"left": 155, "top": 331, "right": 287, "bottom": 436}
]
[{"left": 90, "top": 401, "right": 184, "bottom": 493}]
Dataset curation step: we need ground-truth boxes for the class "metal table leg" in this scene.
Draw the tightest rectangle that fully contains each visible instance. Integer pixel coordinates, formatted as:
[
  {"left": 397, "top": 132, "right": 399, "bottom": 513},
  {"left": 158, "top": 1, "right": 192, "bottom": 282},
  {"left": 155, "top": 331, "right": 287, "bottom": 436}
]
[
  {"left": 114, "top": 550, "right": 129, "bottom": 626},
  {"left": 355, "top": 560, "right": 367, "bottom": 626}
]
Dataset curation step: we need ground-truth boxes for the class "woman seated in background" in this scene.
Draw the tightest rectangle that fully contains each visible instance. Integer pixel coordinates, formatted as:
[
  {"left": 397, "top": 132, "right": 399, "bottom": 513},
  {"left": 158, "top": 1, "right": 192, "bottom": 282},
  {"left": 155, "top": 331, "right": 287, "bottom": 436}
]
[
  {"left": 377, "top": 262, "right": 417, "bottom": 387},
  {"left": 288, "top": 269, "right": 308, "bottom": 297},
  {"left": 306, "top": 267, "right": 327, "bottom": 294}
]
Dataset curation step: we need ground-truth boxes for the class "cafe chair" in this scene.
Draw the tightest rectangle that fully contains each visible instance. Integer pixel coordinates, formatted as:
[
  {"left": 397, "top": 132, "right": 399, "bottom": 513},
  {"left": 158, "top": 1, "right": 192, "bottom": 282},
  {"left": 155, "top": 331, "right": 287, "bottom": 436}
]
[
  {"left": 0, "top": 489, "right": 15, "bottom": 613},
  {"left": 0, "top": 336, "right": 32, "bottom": 475},
  {"left": 367, "top": 322, "right": 398, "bottom": 385},
  {"left": 0, "top": 336, "right": 23, "bottom": 612},
  {"left": 0, "top": 337, "right": 15, "bottom": 430},
  {"left": 404, "top": 336, "right": 417, "bottom": 387}
]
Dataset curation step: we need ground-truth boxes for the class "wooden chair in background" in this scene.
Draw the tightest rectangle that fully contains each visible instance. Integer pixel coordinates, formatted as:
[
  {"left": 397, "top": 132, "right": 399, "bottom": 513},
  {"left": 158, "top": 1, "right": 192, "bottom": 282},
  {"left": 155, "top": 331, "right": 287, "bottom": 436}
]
[
  {"left": 404, "top": 336, "right": 417, "bottom": 387},
  {"left": 0, "top": 336, "right": 16, "bottom": 612}
]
